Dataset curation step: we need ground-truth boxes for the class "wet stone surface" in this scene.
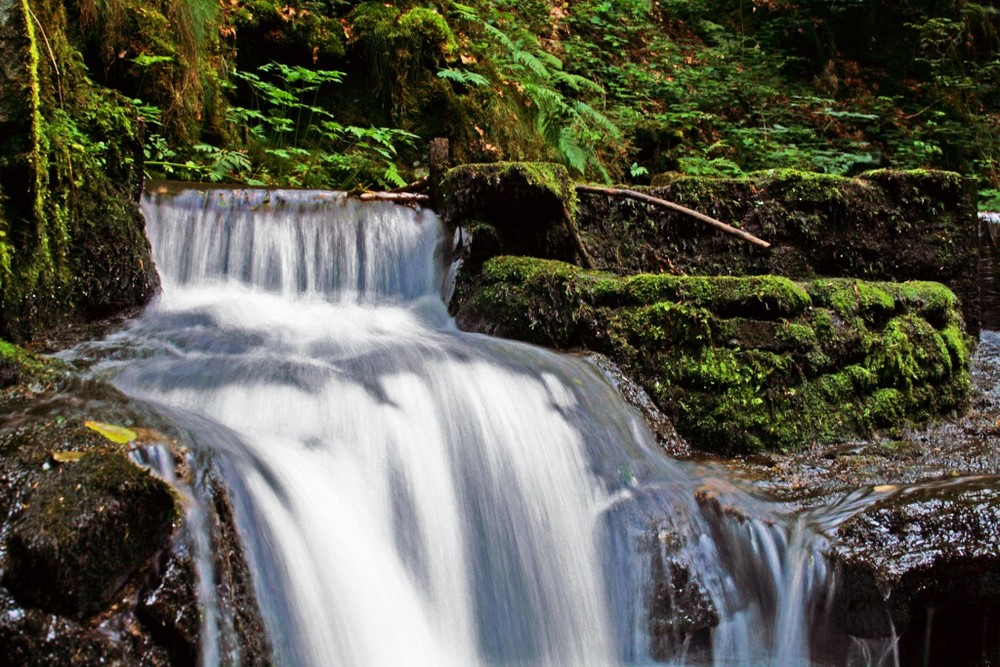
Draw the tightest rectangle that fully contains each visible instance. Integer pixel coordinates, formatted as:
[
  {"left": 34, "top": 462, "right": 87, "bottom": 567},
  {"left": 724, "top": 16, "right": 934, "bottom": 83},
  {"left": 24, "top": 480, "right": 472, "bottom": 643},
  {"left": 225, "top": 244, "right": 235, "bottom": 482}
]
[
  {"left": 0, "top": 361, "right": 271, "bottom": 666},
  {"left": 721, "top": 331, "right": 1000, "bottom": 665}
]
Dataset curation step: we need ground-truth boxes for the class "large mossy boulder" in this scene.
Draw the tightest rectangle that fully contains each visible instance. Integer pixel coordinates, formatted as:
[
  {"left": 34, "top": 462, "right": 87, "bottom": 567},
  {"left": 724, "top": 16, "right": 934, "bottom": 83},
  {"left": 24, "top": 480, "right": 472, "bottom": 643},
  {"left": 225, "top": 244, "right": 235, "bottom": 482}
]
[
  {"left": 3, "top": 451, "right": 175, "bottom": 618},
  {"left": 439, "top": 162, "right": 590, "bottom": 270},
  {"left": 577, "top": 169, "right": 980, "bottom": 334},
  {"left": 455, "top": 256, "right": 972, "bottom": 454},
  {"left": 0, "top": 0, "right": 158, "bottom": 342}
]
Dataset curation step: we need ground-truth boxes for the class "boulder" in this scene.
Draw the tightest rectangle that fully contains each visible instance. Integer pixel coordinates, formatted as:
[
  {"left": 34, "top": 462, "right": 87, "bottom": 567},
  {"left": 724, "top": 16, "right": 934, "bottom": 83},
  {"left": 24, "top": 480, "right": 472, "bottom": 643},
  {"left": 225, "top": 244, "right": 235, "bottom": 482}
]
[
  {"left": 0, "top": 358, "right": 272, "bottom": 665},
  {"left": 576, "top": 169, "right": 980, "bottom": 334}
]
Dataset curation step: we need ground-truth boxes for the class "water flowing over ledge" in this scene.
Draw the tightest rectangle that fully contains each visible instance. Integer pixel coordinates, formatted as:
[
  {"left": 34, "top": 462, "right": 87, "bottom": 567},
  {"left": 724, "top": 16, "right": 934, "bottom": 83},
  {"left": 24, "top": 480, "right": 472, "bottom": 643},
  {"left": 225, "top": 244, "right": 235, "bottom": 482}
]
[{"left": 78, "top": 186, "right": 905, "bottom": 666}]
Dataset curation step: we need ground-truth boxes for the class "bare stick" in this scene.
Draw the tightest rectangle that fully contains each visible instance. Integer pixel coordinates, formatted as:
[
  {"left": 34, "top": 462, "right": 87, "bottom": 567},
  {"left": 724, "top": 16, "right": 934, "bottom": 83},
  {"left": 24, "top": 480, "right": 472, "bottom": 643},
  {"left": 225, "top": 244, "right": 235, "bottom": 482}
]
[
  {"left": 389, "top": 177, "right": 428, "bottom": 194},
  {"left": 576, "top": 185, "right": 771, "bottom": 249}
]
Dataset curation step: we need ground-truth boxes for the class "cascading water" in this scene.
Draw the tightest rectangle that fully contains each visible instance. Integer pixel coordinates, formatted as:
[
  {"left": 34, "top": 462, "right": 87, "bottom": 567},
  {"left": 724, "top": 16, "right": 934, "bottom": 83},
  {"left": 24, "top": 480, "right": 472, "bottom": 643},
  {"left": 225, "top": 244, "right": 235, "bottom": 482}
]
[{"left": 76, "top": 186, "right": 894, "bottom": 666}]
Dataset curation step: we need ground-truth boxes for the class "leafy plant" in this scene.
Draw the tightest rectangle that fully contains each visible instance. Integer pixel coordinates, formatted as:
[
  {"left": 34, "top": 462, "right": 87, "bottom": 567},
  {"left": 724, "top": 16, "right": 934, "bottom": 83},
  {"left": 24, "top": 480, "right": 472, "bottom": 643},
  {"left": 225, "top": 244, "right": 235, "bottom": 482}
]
[
  {"left": 451, "top": 2, "right": 622, "bottom": 180},
  {"left": 226, "top": 62, "right": 417, "bottom": 189}
]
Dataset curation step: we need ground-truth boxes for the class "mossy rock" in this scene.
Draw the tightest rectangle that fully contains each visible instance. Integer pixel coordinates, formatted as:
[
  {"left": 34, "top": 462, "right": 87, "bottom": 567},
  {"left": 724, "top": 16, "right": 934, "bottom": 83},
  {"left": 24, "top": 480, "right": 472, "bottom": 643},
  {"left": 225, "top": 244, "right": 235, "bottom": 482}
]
[
  {"left": 0, "top": 0, "right": 158, "bottom": 341},
  {"left": 456, "top": 256, "right": 973, "bottom": 454},
  {"left": 441, "top": 162, "right": 587, "bottom": 266},
  {"left": 0, "top": 340, "right": 62, "bottom": 389},
  {"left": 577, "top": 169, "right": 980, "bottom": 334},
  {"left": 3, "top": 452, "right": 175, "bottom": 618},
  {"left": 0, "top": 377, "right": 274, "bottom": 664}
]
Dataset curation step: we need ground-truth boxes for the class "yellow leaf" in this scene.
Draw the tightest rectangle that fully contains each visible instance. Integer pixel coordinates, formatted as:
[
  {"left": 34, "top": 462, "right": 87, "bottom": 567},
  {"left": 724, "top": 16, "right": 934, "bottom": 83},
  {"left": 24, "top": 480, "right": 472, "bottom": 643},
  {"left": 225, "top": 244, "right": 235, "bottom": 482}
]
[
  {"left": 873, "top": 484, "right": 897, "bottom": 493},
  {"left": 85, "top": 420, "right": 138, "bottom": 445},
  {"left": 52, "top": 451, "right": 86, "bottom": 463}
]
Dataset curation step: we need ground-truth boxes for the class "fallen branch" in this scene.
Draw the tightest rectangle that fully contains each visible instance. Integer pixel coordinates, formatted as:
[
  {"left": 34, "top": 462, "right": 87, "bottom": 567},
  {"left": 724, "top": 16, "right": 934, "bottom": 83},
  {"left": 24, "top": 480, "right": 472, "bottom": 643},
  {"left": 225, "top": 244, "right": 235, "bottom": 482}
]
[
  {"left": 355, "top": 191, "right": 431, "bottom": 204},
  {"left": 576, "top": 185, "right": 771, "bottom": 249}
]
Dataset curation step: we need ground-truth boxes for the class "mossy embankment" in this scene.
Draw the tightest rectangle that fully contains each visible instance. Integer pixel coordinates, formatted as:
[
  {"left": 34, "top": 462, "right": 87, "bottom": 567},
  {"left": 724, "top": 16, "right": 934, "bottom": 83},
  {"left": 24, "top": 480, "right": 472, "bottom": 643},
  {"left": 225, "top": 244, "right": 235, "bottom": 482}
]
[
  {"left": 444, "top": 163, "right": 977, "bottom": 454},
  {"left": 0, "top": 0, "right": 158, "bottom": 343},
  {"left": 456, "top": 256, "right": 971, "bottom": 454},
  {"left": 577, "top": 169, "right": 980, "bottom": 334}
]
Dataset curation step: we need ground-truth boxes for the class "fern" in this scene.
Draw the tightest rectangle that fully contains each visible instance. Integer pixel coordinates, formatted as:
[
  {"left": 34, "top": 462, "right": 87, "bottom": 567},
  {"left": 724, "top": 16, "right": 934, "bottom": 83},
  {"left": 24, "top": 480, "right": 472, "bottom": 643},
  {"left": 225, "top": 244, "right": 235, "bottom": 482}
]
[
  {"left": 437, "top": 68, "right": 490, "bottom": 87},
  {"left": 451, "top": 4, "right": 620, "bottom": 180}
]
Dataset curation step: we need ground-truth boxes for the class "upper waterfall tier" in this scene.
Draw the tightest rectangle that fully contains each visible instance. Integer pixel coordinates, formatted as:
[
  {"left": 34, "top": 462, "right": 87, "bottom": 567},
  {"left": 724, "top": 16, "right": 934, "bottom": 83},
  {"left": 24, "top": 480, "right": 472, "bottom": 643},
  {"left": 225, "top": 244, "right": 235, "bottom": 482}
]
[{"left": 141, "top": 188, "right": 447, "bottom": 303}]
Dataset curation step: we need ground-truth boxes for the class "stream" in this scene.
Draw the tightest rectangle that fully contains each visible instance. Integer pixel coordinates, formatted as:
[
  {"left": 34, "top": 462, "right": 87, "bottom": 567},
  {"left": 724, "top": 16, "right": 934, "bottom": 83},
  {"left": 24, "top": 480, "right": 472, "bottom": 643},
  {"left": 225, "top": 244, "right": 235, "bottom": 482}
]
[{"left": 64, "top": 187, "right": 932, "bottom": 665}]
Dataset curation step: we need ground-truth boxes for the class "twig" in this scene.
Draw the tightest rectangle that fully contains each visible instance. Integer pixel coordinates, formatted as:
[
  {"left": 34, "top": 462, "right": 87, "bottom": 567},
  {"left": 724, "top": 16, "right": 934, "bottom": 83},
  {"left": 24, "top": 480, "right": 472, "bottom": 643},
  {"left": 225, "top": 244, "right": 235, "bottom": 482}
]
[
  {"left": 576, "top": 184, "right": 772, "bottom": 249},
  {"left": 563, "top": 204, "right": 595, "bottom": 269}
]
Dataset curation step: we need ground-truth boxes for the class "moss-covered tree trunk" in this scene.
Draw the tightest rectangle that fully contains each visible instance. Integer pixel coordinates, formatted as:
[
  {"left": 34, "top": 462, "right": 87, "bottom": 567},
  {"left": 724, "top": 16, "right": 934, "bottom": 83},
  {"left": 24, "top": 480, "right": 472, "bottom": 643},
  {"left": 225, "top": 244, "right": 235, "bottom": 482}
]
[{"left": 0, "top": 0, "right": 158, "bottom": 342}]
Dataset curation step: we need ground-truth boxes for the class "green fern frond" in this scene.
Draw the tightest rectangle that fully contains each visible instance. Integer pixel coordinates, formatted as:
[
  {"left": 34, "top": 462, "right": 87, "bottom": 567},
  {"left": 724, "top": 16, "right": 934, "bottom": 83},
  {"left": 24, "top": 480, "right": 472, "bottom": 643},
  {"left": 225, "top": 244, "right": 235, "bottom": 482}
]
[
  {"left": 437, "top": 68, "right": 490, "bottom": 87},
  {"left": 482, "top": 22, "right": 518, "bottom": 53},
  {"left": 571, "top": 100, "right": 621, "bottom": 137},
  {"left": 557, "top": 127, "right": 590, "bottom": 174},
  {"left": 522, "top": 83, "right": 570, "bottom": 115},
  {"left": 512, "top": 50, "right": 553, "bottom": 80}
]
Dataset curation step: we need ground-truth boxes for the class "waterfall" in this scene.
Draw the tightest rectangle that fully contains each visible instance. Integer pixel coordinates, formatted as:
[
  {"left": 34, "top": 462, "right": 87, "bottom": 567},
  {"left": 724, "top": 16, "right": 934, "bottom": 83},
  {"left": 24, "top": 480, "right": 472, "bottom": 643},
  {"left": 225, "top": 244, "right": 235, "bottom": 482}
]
[{"left": 79, "top": 186, "right": 890, "bottom": 666}]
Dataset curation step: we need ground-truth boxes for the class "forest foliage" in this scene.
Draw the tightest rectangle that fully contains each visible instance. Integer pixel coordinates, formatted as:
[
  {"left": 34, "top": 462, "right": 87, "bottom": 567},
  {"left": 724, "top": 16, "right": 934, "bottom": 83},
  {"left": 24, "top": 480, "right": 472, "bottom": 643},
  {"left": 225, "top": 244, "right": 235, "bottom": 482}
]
[{"left": 65, "top": 0, "right": 999, "bottom": 204}]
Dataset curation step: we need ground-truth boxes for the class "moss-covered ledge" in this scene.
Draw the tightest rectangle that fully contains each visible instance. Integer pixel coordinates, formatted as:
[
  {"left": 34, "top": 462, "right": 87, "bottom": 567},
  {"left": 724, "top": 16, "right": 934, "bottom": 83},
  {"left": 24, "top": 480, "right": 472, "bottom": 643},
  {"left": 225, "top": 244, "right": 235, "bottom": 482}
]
[
  {"left": 455, "top": 256, "right": 972, "bottom": 454},
  {"left": 439, "top": 162, "right": 591, "bottom": 269},
  {"left": 577, "top": 169, "right": 980, "bottom": 334}
]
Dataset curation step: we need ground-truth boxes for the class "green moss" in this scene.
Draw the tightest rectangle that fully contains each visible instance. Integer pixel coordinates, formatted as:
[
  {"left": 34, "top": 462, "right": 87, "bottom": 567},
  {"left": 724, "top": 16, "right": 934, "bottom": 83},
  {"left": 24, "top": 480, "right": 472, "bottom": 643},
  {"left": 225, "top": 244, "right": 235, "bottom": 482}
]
[
  {"left": 457, "top": 259, "right": 972, "bottom": 454},
  {"left": 777, "top": 321, "right": 818, "bottom": 350},
  {"left": 0, "top": 0, "right": 157, "bottom": 339},
  {"left": 808, "top": 279, "right": 896, "bottom": 321},
  {"left": 884, "top": 281, "right": 958, "bottom": 327},
  {"left": 751, "top": 169, "right": 855, "bottom": 202},
  {"left": 867, "top": 314, "right": 954, "bottom": 388},
  {"left": 598, "top": 274, "right": 811, "bottom": 319},
  {"left": 620, "top": 302, "right": 713, "bottom": 347},
  {"left": 863, "top": 388, "right": 906, "bottom": 427},
  {"left": 398, "top": 8, "right": 457, "bottom": 60},
  {"left": 463, "top": 256, "right": 604, "bottom": 347},
  {"left": 0, "top": 339, "right": 61, "bottom": 385},
  {"left": 859, "top": 168, "right": 964, "bottom": 191}
]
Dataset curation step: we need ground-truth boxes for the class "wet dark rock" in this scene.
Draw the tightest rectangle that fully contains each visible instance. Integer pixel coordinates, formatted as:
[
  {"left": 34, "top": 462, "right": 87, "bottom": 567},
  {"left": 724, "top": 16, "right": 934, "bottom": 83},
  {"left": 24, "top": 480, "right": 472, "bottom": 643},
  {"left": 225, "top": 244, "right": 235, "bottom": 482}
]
[
  {"left": 3, "top": 452, "right": 175, "bottom": 618},
  {"left": 0, "top": 584, "right": 171, "bottom": 666},
  {"left": 647, "top": 543, "right": 718, "bottom": 660},
  {"left": 209, "top": 477, "right": 273, "bottom": 666},
  {"left": 0, "top": 379, "right": 272, "bottom": 665},
  {"left": 586, "top": 352, "right": 690, "bottom": 458},
  {"left": 827, "top": 479, "right": 1000, "bottom": 666},
  {"left": 137, "top": 545, "right": 202, "bottom": 666}
]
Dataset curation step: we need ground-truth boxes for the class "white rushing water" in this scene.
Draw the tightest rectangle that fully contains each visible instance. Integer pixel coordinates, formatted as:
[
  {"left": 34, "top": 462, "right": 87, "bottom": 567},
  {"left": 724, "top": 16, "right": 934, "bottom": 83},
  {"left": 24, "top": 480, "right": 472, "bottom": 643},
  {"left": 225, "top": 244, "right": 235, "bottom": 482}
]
[{"left": 79, "top": 187, "right": 890, "bottom": 666}]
